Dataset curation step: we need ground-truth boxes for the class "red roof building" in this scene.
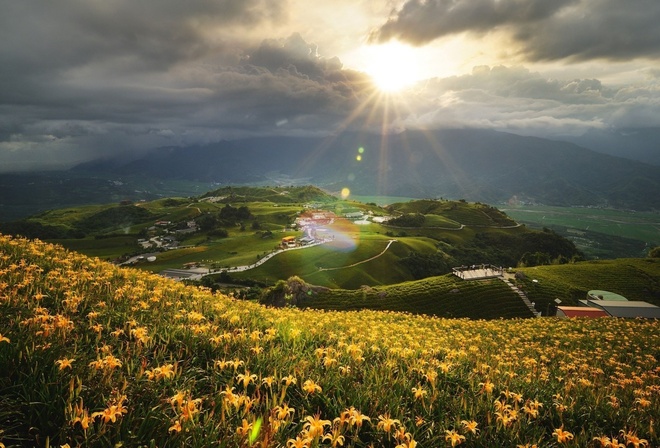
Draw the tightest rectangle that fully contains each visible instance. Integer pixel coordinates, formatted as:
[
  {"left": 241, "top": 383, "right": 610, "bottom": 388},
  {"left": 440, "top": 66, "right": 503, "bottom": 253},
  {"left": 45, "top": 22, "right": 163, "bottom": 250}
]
[{"left": 556, "top": 306, "right": 609, "bottom": 318}]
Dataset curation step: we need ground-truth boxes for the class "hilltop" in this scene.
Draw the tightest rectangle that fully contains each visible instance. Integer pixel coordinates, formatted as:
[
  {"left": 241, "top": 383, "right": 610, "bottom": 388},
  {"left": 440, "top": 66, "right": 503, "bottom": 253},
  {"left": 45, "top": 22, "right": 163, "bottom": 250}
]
[
  {"left": 6, "top": 185, "right": 656, "bottom": 320},
  {"left": 258, "top": 257, "right": 660, "bottom": 319}
]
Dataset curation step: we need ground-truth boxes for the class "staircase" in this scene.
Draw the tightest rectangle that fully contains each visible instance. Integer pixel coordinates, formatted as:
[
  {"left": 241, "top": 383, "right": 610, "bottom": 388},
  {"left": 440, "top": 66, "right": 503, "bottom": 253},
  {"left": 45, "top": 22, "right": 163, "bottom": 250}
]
[{"left": 501, "top": 277, "right": 540, "bottom": 317}]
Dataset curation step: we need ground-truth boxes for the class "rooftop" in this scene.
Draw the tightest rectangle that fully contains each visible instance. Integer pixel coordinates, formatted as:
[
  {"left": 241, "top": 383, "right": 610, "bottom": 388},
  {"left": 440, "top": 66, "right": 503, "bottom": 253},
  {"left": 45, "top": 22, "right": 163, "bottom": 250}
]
[
  {"left": 556, "top": 306, "right": 609, "bottom": 318},
  {"left": 587, "top": 290, "right": 628, "bottom": 301}
]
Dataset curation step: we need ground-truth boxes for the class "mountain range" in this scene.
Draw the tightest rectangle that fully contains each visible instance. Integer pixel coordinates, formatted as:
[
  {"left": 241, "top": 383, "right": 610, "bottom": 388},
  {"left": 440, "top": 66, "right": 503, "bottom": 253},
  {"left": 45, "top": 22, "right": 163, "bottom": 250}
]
[{"left": 73, "top": 127, "right": 660, "bottom": 210}]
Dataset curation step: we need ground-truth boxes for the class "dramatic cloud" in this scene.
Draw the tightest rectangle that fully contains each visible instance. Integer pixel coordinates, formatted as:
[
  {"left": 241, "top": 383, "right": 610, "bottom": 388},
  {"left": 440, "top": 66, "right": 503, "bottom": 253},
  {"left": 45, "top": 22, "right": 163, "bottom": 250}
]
[
  {"left": 371, "top": 0, "right": 660, "bottom": 62},
  {"left": 406, "top": 65, "right": 660, "bottom": 136},
  {"left": 0, "top": 0, "right": 658, "bottom": 171},
  {"left": 0, "top": 1, "right": 375, "bottom": 170}
]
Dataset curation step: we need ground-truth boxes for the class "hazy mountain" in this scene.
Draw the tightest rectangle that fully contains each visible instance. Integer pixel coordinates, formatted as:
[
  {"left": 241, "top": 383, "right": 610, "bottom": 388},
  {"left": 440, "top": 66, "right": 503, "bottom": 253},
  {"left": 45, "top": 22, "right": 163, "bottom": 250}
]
[
  {"left": 560, "top": 127, "right": 660, "bottom": 166},
  {"left": 73, "top": 128, "right": 660, "bottom": 210}
]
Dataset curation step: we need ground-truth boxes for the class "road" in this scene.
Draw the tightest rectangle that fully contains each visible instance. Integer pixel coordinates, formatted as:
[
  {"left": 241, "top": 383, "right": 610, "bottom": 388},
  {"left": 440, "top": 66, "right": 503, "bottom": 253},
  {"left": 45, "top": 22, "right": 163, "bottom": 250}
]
[{"left": 186, "top": 238, "right": 333, "bottom": 280}]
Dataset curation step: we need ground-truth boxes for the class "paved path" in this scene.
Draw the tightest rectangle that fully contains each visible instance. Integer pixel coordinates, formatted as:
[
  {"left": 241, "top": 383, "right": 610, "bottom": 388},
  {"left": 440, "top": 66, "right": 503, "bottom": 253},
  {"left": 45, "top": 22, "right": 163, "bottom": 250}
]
[
  {"left": 185, "top": 239, "right": 333, "bottom": 280},
  {"left": 500, "top": 276, "right": 540, "bottom": 317},
  {"left": 318, "top": 240, "right": 398, "bottom": 271},
  {"left": 453, "top": 269, "right": 539, "bottom": 317}
]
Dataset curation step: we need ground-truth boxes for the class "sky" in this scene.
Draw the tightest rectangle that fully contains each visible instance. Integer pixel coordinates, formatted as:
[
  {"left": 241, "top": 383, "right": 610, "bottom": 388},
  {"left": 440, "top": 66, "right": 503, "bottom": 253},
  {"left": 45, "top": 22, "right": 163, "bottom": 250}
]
[{"left": 1, "top": 0, "right": 659, "bottom": 171}]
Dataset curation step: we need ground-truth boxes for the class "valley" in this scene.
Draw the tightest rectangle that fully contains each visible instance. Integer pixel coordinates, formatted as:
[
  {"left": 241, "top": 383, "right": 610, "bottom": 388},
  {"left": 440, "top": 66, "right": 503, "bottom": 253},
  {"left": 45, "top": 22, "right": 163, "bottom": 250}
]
[{"left": 501, "top": 205, "right": 659, "bottom": 259}]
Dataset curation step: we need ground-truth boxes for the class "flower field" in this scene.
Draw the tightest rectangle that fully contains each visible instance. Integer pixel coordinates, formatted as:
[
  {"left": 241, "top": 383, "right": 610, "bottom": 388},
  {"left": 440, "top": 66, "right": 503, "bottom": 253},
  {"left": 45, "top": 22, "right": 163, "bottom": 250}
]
[{"left": 1, "top": 233, "right": 659, "bottom": 447}]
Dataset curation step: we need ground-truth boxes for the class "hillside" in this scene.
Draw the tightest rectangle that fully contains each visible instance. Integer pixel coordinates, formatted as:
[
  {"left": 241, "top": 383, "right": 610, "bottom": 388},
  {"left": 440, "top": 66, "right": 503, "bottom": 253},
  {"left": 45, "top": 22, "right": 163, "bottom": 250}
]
[
  {"left": 299, "top": 276, "right": 534, "bottom": 319},
  {"left": 200, "top": 185, "right": 337, "bottom": 204},
  {"left": 72, "top": 128, "right": 660, "bottom": 210},
  {"left": 1, "top": 192, "right": 584, "bottom": 289},
  {"left": 255, "top": 257, "right": 660, "bottom": 319},
  {"left": 562, "top": 126, "right": 660, "bottom": 166},
  {"left": 513, "top": 258, "right": 660, "bottom": 314},
  {"left": 1, "top": 234, "right": 659, "bottom": 447},
  {"left": 0, "top": 171, "right": 215, "bottom": 222}
]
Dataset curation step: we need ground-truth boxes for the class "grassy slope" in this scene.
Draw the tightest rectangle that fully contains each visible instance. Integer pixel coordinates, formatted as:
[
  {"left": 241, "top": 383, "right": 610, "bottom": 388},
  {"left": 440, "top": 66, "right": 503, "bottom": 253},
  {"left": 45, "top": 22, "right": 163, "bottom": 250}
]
[
  {"left": 301, "top": 276, "right": 533, "bottom": 319},
  {"left": 1, "top": 234, "right": 659, "bottom": 448},
  {"left": 292, "top": 258, "right": 660, "bottom": 318},
  {"left": 515, "top": 258, "right": 660, "bottom": 311},
  {"left": 388, "top": 200, "right": 517, "bottom": 227}
]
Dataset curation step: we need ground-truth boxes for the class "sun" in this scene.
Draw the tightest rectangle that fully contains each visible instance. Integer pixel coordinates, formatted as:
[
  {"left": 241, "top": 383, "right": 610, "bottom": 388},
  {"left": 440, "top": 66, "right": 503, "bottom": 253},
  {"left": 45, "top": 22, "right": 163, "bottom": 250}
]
[{"left": 361, "top": 41, "right": 422, "bottom": 92}]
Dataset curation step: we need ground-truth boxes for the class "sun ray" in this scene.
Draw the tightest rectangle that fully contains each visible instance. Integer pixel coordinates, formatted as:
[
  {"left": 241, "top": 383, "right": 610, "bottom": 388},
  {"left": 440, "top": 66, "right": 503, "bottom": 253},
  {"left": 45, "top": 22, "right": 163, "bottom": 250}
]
[{"left": 287, "top": 59, "right": 472, "bottom": 202}]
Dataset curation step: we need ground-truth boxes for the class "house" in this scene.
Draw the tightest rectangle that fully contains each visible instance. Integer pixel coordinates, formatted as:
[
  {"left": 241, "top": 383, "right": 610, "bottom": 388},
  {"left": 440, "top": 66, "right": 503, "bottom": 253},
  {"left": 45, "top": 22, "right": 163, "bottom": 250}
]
[
  {"left": 578, "top": 299, "right": 660, "bottom": 319},
  {"left": 281, "top": 236, "right": 297, "bottom": 248}
]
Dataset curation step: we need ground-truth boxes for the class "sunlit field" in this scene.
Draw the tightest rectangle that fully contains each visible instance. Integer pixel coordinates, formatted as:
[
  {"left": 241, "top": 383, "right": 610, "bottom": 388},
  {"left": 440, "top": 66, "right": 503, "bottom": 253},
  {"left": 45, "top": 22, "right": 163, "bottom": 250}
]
[
  {"left": 501, "top": 206, "right": 660, "bottom": 246},
  {"left": 1, "top": 233, "right": 658, "bottom": 447}
]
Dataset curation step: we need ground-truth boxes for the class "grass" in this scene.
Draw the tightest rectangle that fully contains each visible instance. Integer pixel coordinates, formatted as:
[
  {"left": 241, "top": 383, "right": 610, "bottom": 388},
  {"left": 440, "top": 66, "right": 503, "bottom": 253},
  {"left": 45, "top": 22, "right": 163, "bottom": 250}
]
[
  {"left": 349, "top": 195, "right": 416, "bottom": 206},
  {"left": 390, "top": 200, "right": 517, "bottom": 227},
  {"left": 1, "top": 233, "right": 659, "bottom": 448},
  {"left": 8, "top": 193, "right": 635, "bottom": 293},
  {"left": 231, "top": 234, "right": 435, "bottom": 289}
]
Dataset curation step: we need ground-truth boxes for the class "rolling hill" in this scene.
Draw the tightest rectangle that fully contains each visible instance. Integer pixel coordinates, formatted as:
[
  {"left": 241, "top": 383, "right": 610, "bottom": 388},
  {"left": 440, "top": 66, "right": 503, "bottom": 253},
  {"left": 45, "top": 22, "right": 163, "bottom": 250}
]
[
  {"left": 264, "top": 257, "right": 660, "bottom": 319},
  {"left": 1, "top": 189, "right": 584, "bottom": 290}
]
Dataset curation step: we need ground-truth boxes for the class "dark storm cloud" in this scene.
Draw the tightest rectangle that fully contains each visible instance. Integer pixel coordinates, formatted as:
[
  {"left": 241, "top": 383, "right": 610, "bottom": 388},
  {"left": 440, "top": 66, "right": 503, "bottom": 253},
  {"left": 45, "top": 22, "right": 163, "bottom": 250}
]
[
  {"left": 0, "top": 0, "right": 283, "bottom": 107},
  {"left": 371, "top": 0, "right": 660, "bottom": 62},
  {"left": 1, "top": 0, "right": 283, "bottom": 73},
  {"left": 0, "top": 0, "right": 374, "bottom": 170},
  {"left": 371, "top": 0, "right": 576, "bottom": 44},
  {"left": 1, "top": 0, "right": 658, "bottom": 172}
]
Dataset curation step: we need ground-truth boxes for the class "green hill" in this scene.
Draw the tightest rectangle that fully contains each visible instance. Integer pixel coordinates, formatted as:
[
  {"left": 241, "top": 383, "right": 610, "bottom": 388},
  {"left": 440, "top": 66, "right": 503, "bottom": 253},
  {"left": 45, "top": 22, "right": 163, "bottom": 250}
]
[
  {"left": 254, "top": 257, "right": 660, "bottom": 319},
  {"left": 1, "top": 190, "right": 584, "bottom": 288},
  {"left": 387, "top": 199, "right": 517, "bottom": 227},
  {"left": 200, "top": 185, "right": 336, "bottom": 204}
]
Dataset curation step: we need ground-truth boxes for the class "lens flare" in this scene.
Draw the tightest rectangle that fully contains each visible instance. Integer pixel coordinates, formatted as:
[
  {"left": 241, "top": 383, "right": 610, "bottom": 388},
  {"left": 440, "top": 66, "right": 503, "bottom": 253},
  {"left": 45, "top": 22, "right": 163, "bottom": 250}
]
[{"left": 341, "top": 187, "right": 350, "bottom": 199}]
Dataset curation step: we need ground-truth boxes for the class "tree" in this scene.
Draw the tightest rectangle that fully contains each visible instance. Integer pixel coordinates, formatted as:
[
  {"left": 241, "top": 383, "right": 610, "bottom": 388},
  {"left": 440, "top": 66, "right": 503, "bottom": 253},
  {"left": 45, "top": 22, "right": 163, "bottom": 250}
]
[
  {"left": 259, "top": 276, "right": 311, "bottom": 307},
  {"left": 196, "top": 213, "right": 218, "bottom": 231},
  {"left": 649, "top": 246, "right": 660, "bottom": 258}
]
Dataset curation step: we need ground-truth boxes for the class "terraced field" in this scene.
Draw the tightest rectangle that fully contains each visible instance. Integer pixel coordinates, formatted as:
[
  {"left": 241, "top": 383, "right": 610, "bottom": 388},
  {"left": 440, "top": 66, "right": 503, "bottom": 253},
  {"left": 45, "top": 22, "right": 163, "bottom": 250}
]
[{"left": 301, "top": 275, "right": 534, "bottom": 319}]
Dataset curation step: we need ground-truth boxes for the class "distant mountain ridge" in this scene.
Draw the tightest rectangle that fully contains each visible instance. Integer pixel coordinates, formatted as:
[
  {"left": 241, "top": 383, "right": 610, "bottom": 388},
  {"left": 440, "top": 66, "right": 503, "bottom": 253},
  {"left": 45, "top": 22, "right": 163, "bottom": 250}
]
[
  {"left": 560, "top": 127, "right": 660, "bottom": 166},
  {"left": 71, "top": 127, "right": 660, "bottom": 210}
]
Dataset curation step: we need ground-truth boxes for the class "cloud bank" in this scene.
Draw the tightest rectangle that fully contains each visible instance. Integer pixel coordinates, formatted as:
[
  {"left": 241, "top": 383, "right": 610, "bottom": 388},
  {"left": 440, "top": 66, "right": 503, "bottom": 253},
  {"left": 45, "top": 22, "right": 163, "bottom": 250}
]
[
  {"left": 0, "top": 0, "right": 659, "bottom": 170},
  {"left": 371, "top": 0, "right": 660, "bottom": 62}
]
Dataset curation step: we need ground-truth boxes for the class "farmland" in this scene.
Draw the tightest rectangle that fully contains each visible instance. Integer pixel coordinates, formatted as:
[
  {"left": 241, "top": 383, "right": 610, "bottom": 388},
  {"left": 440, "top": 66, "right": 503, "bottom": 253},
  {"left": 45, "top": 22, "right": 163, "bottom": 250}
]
[
  {"left": 501, "top": 205, "right": 660, "bottom": 259},
  {"left": 1, "top": 233, "right": 659, "bottom": 447}
]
